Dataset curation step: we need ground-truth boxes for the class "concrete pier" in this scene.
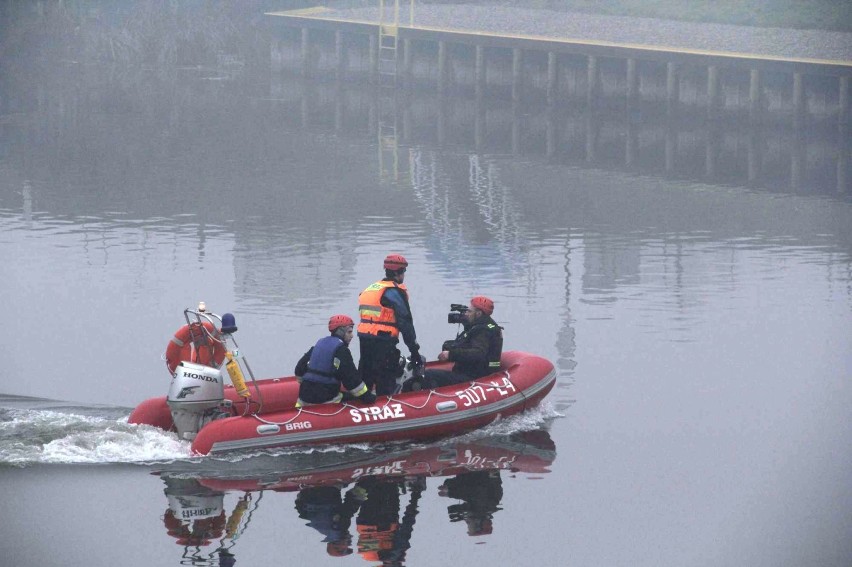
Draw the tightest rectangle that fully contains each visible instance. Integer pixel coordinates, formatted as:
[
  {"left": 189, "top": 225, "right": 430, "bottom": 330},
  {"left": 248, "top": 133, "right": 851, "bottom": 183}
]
[
  {"left": 265, "top": 11, "right": 851, "bottom": 125},
  {"left": 266, "top": 9, "right": 850, "bottom": 193}
]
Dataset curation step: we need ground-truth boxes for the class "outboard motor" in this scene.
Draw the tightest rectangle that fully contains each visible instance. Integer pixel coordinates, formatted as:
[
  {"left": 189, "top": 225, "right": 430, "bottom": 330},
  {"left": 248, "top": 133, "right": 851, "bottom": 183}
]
[
  {"left": 162, "top": 477, "right": 225, "bottom": 546},
  {"left": 167, "top": 361, "right": 228, "bottom": 441},
  {"left": 394, "top": 355, "right": 425, "bottom": 393}
]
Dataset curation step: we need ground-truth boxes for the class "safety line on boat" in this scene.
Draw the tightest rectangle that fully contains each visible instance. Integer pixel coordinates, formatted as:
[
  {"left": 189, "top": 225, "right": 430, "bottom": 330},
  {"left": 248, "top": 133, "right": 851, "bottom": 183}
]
[{"left": 249, "top": 370, "right": 513, "bottom": 425}]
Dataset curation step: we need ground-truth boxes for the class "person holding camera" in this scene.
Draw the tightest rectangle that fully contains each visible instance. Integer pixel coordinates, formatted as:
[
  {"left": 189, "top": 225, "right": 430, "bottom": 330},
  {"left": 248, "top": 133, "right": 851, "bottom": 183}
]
[
  {"left": 404, "top": 296, "right": 503, "bottom": 391},
  {"left": 357, "top": 254, "right": 422, "bottom": 396},
  {"left": 295, "top": 314, "right": 377, "bottom": 408}
]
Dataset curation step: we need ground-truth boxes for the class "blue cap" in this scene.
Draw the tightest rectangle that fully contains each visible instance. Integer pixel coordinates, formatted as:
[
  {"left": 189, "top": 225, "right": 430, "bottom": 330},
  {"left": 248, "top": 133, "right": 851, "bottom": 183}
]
[{"left": 221, "top": 313, "right": 238, "bottom": 334}]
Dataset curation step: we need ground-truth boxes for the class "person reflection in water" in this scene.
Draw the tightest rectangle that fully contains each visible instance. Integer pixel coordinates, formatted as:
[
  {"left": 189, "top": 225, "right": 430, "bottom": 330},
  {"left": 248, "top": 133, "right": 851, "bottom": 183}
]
[
  {"left": 295, "top": 485, "right": 364, "bottom": 557},
  {"left": 439, "top": 470, "right": 504, "bottom": 536},
  {"left": 295, "top": 475, "right": 424, "bottom": 566}
]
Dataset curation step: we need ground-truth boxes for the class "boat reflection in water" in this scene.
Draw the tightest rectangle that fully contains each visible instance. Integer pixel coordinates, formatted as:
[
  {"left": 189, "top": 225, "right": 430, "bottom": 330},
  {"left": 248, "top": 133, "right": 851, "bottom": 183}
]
[
  {"left": 157, "top": 429, "right": 555, "bottom": 566},
  {"left": 160, "top": 476, "right": 247, "bottom": 567}
]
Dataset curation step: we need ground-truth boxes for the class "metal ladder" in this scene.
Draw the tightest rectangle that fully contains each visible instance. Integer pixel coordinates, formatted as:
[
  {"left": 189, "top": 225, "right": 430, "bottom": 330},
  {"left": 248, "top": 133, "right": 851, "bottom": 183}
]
[
  {"left": 377, "top": 0, "right": 415, "bottom": 85},
  {"left": 378, "top": 102, "right": 401, "bottom": 183},
  {"left": 378, "top": 0, "right": 399, "bottom": 84},
  {"left": 376, "top": 1, "right": 415, "bottom": 182}
]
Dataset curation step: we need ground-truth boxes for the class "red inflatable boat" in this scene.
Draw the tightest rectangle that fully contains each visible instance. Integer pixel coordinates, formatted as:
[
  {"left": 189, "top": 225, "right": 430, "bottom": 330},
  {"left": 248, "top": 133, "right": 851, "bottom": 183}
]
[
  {"left": 129, "top": 308, "right": 556, "bottom": 456},
  {"left": 192, "top": 429, "right": 557, "bottom": 493}
]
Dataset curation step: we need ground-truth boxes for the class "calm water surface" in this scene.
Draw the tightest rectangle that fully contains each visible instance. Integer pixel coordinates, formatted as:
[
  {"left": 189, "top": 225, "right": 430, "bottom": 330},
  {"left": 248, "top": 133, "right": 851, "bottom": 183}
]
[{"left": 1, "top": 52, "right": 851, "bottom": 567}]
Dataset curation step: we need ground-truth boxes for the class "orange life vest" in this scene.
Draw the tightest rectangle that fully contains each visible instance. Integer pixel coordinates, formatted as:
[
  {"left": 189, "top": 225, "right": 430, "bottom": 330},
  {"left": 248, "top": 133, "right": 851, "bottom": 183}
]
[
  {"left": 357, "top": 522, "right": 399, "bottom": 560},
  {"left": 357, "top": 280, "right": 408, "bottom": 339}
]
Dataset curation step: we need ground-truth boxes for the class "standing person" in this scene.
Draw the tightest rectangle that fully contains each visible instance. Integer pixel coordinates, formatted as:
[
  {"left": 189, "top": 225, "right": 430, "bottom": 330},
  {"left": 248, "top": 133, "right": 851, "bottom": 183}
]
[
  {"left": 353, "top": 475, "right": 423, "bottom": 567},
  {"left": 294, "top": 485, "right": 363, "bottom": 557},
  {"left": 404, "top": 296, "right": 502, "bottom": 391},
  {"left": 439, "top": 469, "right": 503, "bottom": 537},
  {"left": 357, "top": 254, "right": 421, "bottom": 395},
  {"left": 295, "top": 315, "right": 376, "bottom": 408}
]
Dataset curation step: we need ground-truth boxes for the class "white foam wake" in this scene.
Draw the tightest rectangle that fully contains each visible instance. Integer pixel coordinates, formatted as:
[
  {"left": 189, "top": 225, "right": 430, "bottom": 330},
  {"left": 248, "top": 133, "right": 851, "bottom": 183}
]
[{"left": 0, "top": 407, "right": 192, "bottom": 466}]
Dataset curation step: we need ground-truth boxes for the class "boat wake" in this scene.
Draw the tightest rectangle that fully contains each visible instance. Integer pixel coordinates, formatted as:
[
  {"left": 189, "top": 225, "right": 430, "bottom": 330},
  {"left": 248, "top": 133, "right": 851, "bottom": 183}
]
[
  {"left": 0, "top": 395, "right": 561, "bottom": 468},
  {"left": 0, "top": 402, "right": 192, "bottom": 466}
]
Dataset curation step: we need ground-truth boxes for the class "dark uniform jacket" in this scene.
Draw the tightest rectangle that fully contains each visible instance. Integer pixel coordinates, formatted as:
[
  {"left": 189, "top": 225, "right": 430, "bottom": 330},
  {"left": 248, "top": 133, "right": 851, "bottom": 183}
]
[{"left": 447, "top": 316, "right": 503, "bottom": 379}]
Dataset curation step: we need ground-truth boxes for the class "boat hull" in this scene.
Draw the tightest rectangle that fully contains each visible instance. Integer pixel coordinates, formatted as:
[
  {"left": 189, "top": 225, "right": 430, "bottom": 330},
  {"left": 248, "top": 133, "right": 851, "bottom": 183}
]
[
  {"left": 130, "top": 350, "right": 556, "bottom": 455},
  {"left": 192, "top": 430, "right": 557, "bottom": 493}
]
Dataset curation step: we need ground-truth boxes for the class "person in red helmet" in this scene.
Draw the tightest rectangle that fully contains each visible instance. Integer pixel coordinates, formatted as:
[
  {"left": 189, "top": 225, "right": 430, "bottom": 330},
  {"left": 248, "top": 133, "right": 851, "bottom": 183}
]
[
  {"left": 439, "top": 469, "right": 503, "bottom": 537},
  {"left": 357, "top": 254, "right": 422, "bottom": 395},
  {"left": 403, "top": 295, "right": 502, "bottom": 391},
  {"left": 295, "top": 314, "right": 376, "bottom": 407},
  {"left": 294, "top": 485, "right": 362, "bottom": 557}
]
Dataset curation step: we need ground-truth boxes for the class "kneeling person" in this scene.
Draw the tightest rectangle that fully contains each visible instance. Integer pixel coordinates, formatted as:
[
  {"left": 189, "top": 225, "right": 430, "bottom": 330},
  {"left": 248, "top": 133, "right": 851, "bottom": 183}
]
[
  {"left": 296, "top": 315, "right": 377, "bottom": 408},
  {"left": 405, "top": 296, "right": 503, "bottom": 391}
]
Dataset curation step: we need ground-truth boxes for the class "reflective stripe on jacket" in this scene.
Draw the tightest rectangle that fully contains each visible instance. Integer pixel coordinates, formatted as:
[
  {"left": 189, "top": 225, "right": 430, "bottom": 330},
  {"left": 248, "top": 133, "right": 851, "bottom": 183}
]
[{"left": 357, "top": 280, "right": 409, "bottom": 339}]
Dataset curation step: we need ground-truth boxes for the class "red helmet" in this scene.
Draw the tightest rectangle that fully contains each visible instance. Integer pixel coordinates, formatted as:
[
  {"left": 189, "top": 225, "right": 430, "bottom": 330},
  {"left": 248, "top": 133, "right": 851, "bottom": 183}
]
[
  {"left": 471, "top": 296, "right": 494, "bottom": 316},
  {"left": 466, "top": 517, "right": 493, "bottom": 536},
  {"left": 383, "top": 254, "right": 408, "bottom": 271},
  {"left": 328, "top": 314, "right": 354, "bottom": 332},
  {"left": 326, "top": 541, "right": 353, "bottom": 556}
]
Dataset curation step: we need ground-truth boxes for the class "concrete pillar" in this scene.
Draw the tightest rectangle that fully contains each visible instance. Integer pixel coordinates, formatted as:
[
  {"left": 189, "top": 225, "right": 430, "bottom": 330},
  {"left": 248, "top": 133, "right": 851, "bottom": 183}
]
[
  {"left": 666, "top": 62, "right": 678, "bottom": 112},
  {"left": 335, "top": 31, "right": 347, "bottom": 81},
  {"left": 840, "top": 76, "right": 849, "bottom": 124},
  {"left": 301, "top": 84, "right": 310, "bottom": 127},
  {"left": 270, "top": 63, "right": 284, "bottom": 99},
  {"left": 403, "top": 38, "right": 413, "bottom": 87},
  {"left": 437, "top": 41, "right": 447, "bottom": 94},
  {"left": 793, "top": 73, "right": 805, "bottom": 118},
  {"left": 437, "top": 97, "right": 447, "bottom": 145},
  {"left": 334, "top": 85, "right": 343, "bottom": 132},
  {"left": 585, "top": 112, "right": 597, "bottom": 162},
  {"left": 626, "top": 118, "right": 636, "bottom": 166},
  {"left": 839, "top": 78, "right": 850, "bottom": 192},
  {"left": 747, "top": 129, "right": 761, "bottom": 183},
  {"left": 705, "top": 127, "right": 718, "bottom": 178},
  {"left": 586, "top": 56, "right": 599, "bottom": 106},
  {"left": 368, "top": 95, "right": 377, "bottom": 135},
  {"left": 300, "top": 28, "right": 311, "bottom": 78},
  {"left": 475, "top": 45, "right": 486, "bottom": 99},
  {"left": 475, "top": 95, "right": 485, "bottom": 151},
  {"left": 402, "top": 102, "right": 412, "bottom": 142},
  {"left": 546, "top": 107, "right": 556, "bottom": 158},
  {"left": 547, "top": 51, "right": 558, "bottom": 106},
  {"left": 665, "top": 122, "right": 676, "bottom": 173},
  {"left": 511, "top": 102, "right": 520, "bottom": 155},
  {"left": 512, "top": 48, "right": 523, "bottom": 102},
  {"left": 270, "top": 39, "right": 283, "bottom": 73},
  {"left": 791, "top": 132, "right": 804, "bottom": 190},
  {"left": 22, "top": 180, "right": 32, "bottom": 225},
  {"left": 369, "top": 34, "right": 379, "bottom": 84},
  {"left": 749, "top": 69, "right": 762, "bottom": 121},
  {"left": 626, "top": 58, "right": 638, "bottom": 106},
  {"left": 707, "top": 65, "right": 720, "bottom": 114},
  {"left": 838, "top": 124, "right": 848, "bottom": 193}
]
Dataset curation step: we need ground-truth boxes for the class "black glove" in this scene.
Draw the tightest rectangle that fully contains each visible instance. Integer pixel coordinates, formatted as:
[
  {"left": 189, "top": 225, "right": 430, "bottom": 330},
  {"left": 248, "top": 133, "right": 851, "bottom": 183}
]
[
  {"left": 413, "top": 366, "right": 425, "bottom": 380},
  {"left": 410, "top": 343, "right": 421, "bottom": 365},
  {"left": 359, "top": 391, "right": 377, "bottom": 404}
]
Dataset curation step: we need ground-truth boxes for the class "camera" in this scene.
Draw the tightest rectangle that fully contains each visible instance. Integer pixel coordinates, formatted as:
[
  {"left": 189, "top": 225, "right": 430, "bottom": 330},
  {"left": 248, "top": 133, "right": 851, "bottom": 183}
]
[{"left": 447, "top": 303, "right": 469, "bottom": 325}]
